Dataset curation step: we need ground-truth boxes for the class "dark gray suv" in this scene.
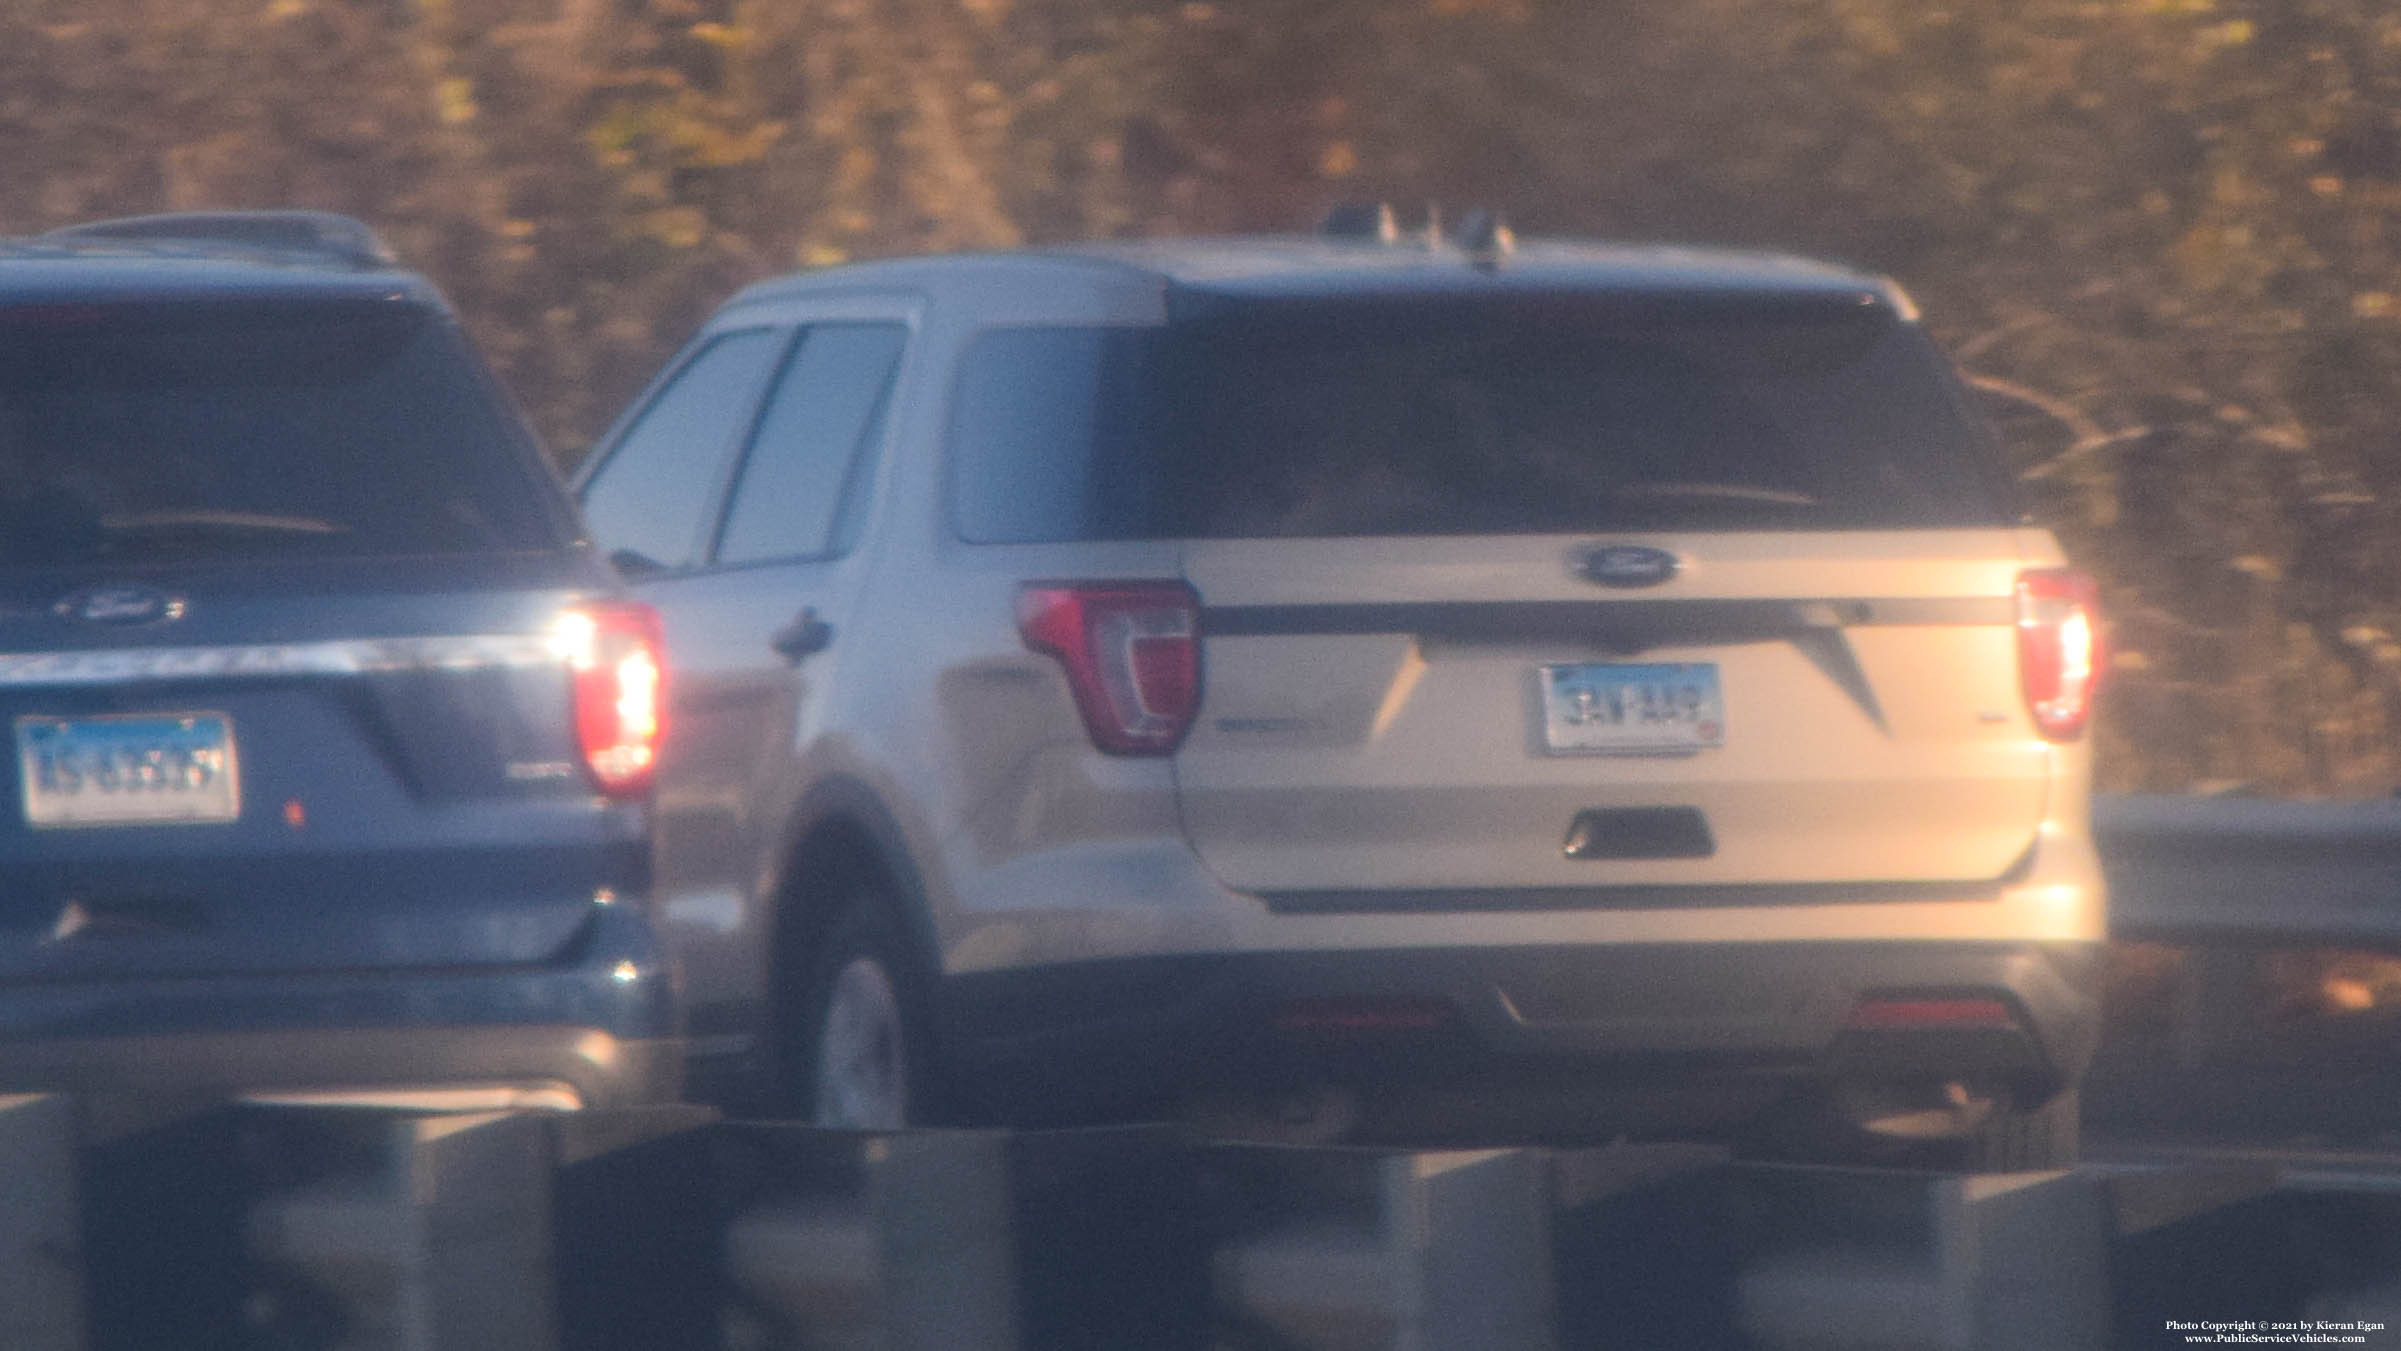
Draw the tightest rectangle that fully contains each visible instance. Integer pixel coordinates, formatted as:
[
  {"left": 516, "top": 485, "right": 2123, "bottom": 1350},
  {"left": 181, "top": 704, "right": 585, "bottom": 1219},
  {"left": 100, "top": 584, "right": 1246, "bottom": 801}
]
[{"left": 0, "top": 211, "right": 675, "bottom": 1110}]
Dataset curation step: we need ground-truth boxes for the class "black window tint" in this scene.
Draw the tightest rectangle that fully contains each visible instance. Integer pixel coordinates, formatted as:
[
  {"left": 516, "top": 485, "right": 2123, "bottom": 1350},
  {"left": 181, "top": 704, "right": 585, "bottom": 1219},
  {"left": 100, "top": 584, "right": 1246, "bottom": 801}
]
[
  {"left": 0, "top": 298, "right": 562, "bottom": 564},
  {"left": 951, "top": 328, "right": 1125, "bottom": 545},
  {"left": 715, "top": 323, "right": 906, "bottom": 566},
  {"left": 580, "top": 329, "right": 780, "bottom": 570},
  {"left": 948, "top": 297, "right": 2016, "bottom": 543}
]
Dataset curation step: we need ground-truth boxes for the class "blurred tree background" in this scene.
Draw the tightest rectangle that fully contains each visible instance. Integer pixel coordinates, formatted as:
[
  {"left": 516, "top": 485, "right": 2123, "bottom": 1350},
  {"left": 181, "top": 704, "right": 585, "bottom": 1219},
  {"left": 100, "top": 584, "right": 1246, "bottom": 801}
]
[{"left": 2, "top": 0, "right": 2397, "bottom": 795}]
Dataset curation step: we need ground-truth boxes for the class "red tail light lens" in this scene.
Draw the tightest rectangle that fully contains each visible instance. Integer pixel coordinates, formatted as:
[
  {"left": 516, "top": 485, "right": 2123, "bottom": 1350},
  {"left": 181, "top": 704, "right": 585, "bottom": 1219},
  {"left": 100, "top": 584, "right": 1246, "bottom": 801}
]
[
  {"left": 552, "top": 602, "right": 667, "bottom": 797},
  {"left": 2015, "top": 568, "right": 2101, "bottom": 742},
  {"left": 1018, "top": 582, "right": 1201, "bottom": 755}
]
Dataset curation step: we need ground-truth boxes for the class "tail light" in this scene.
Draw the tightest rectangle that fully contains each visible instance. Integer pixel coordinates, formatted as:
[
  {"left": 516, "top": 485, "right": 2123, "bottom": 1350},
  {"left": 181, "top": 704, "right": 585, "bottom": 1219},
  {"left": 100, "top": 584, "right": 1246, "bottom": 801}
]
[
  {"left": 551, "top": 602, "right": 667, "bottom": 797},
  {"left": 1017, "top": 582, "right": 1201, "bottom": 755},
  {"left": 2015, "top": 568, "right": 2101, "bottom": 742}
]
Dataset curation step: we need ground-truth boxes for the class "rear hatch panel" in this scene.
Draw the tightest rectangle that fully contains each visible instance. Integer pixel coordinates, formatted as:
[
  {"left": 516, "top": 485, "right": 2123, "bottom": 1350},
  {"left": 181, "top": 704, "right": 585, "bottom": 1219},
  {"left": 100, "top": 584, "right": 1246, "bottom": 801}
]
[
  {"left": 0, "top": 556, "right": 635, "bottom": 980},
  {"left": 1177, "top": 532, "right": 2046, "bottom": 897},
  {"left": 942, "top": 283, "right": 2050, "bottom": 908}
]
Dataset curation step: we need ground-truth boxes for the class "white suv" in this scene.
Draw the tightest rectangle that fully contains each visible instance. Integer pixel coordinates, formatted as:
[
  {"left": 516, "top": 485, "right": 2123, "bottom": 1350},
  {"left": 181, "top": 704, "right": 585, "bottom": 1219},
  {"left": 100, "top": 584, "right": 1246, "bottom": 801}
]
[{"left": 574, "top": 224, "right": 2106, "bottom": 1166}]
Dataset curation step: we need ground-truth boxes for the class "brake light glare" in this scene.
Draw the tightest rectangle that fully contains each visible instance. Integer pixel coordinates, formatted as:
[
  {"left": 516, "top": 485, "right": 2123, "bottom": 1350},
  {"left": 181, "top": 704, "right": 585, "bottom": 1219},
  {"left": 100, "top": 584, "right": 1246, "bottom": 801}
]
[
  {"left": 2015, "top": 568, "right": 2101, "bottom": 742},
  {"left": 551, "top": 602, "right": 667, "bottom": 796},
  {"left": 1018, "top": 582, "right": 1201, "bottom": 755}
]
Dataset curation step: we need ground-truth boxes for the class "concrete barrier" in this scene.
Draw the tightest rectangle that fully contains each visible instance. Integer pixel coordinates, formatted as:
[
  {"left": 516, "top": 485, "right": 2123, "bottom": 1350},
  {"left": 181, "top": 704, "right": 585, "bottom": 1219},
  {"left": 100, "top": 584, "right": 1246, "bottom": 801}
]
[
  {"left": 718, "top": 1123, "right": 1204, "bottom": 1351},
  {"left": 0, "top": 1095, "right": 81, "bottom": 1351},
  {"left": 721, "top": 1128, "right": 1019, "bottom": 1351},
  {"left": 79, "top": 1103, "right": 251, "bottom": 1348},
  {"left": 1203, "top": 1143, "right": 1556, "bottom": 1351},
  {"left": 549, "top": 1104, "right": 723, "bottom": 1351},
  {"left": 71, "top": 1101, "right": 723, "bottom": 1351},
  {"left": 1550, "top": 1143, "right": 1742, "bottom": 1349},
  {"left": 19, "top": 1093, "right": 2401, "bottom": 1350},
  {"left": 245, "top": 1108, "right": 559, "bottom": 1351},
  {"left": 1736, "top": 1166, "right": 2108, "bottom": 1351}
]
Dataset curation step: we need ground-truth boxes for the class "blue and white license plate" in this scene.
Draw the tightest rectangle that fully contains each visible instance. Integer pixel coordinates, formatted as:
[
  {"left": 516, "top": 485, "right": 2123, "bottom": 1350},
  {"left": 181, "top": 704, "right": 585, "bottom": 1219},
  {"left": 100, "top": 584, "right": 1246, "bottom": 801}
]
[
  {"left": 16, "top": 713, "right": 241, "bottom": 827},
  {"left": 1540, "top": 663, "right": 1725, "bottom": 755}
]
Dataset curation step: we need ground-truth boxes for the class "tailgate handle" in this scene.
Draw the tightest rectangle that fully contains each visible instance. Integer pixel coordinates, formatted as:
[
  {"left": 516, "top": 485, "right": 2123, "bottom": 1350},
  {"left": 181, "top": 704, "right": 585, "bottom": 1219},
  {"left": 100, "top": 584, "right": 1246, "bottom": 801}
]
[
  {"left": 769, "top": 607, "right": 833, "bottom": 663},
  {"left": 1563, "top": 807, "right": 1715, "bottom": 860}
]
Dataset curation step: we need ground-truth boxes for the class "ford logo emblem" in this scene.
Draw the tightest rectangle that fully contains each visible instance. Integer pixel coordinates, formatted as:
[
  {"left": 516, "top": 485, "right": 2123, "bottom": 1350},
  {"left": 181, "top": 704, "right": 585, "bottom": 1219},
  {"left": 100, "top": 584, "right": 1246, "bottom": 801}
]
[
  {"left": 1571, "top": 545, "right": 1682, "bottom": 589},
  {"left": 55, "top": 585, "right": 186, "bottom": 626}
]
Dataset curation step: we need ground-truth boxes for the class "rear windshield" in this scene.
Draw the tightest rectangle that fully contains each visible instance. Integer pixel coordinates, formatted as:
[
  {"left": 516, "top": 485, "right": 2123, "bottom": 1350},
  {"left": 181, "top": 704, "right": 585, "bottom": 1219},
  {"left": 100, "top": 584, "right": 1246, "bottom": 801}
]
[
  {"left": 951, "top": 293, "right": 2019, "bottom": 542},
  {"left": 0, "top": 297, "right": 563, "bottom": 565}
]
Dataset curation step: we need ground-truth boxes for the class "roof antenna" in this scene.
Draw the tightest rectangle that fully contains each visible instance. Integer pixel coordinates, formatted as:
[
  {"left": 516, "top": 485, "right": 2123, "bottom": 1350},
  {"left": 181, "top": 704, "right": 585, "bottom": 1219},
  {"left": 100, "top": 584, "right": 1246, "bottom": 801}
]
[
  {"left": 1419, "top": 202, "right": 1444, "bottom": 250},
  {"left": 1455, "top": 207, "right": 1516, "bottom": 269},
  {"left": 1321, "top": 201, "right": 1399, "bottom": 244}
]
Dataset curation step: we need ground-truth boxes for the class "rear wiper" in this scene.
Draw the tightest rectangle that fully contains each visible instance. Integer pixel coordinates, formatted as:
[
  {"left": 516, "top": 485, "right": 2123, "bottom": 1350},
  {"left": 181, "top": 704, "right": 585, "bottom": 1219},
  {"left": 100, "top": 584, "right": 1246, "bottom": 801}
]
[{"left": 100, "top": 510, "right": 347, "bottom": 535}]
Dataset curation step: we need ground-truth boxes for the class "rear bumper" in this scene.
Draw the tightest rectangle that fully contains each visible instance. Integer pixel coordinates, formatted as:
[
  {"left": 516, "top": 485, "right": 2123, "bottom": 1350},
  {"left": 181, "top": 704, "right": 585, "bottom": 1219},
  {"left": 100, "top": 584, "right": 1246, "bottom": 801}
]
[
  {"left": 945, "top": 940, "right": 2104, "bottom": 1116},
  {"left": 0, "top": 904, "right": 680, "bottom": 1109},
  {"left": 0, "top": 1023, "right": 679, "bottom": 1110}
]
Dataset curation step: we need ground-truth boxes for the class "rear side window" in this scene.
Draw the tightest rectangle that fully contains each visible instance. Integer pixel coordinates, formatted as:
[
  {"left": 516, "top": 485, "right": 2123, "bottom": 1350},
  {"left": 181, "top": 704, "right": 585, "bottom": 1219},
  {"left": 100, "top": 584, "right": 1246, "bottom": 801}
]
[
  {"left": 714, "top": 323, "right": 906, "bottom": 566},
  {"left": 0, "top": 298, "right": 562, "bottom": 564},
  {"left": 949, "top": 294, "right": 2018, "bottom": 542},
  {"left": 580, "top": 328, "right": 782, "bottom": 571}
]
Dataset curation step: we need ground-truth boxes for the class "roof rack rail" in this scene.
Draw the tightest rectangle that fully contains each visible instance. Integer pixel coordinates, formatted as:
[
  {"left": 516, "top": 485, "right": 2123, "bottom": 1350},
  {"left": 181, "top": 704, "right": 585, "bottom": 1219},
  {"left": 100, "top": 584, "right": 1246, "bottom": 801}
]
[{"left": 40, "top": 210, "right": 399, "bottom": 270}]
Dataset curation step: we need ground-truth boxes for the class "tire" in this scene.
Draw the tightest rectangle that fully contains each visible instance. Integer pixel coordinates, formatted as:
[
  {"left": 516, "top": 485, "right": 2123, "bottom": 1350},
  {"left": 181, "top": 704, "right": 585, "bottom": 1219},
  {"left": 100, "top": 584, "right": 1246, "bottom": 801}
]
[
  {"left": 1956, "top": 1086, "right": 2081, "bottom": 1172},
  {"left": 777, "top": 886, "right": 932, "bottom": 1129}
]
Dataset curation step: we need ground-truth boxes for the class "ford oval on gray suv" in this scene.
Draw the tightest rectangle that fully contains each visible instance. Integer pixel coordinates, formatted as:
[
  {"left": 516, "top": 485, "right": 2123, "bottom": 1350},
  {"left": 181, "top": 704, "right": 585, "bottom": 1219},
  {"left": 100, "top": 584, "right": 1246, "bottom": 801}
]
[
  {"left": 0, "top": 212, "right": 675, "bottom": 1111},
  {"left": 578, "top": 221, "right": 2106, "bottom": 1166}
]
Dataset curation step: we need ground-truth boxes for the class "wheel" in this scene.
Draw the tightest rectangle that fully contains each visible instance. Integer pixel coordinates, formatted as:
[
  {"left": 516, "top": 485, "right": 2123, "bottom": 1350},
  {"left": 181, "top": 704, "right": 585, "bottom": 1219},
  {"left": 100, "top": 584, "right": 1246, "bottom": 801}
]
[
  {"left": 1956, "top": 1086, "right": 2080, "bottom": 1172},
  {"left": 778, "top": 888, "right": 931, "bottom": 1129}
]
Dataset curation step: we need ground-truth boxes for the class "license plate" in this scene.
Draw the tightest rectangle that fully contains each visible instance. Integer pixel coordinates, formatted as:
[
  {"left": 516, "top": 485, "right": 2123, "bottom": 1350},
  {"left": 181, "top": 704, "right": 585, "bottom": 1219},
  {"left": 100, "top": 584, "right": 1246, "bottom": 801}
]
[
  {"left": 1540, "top": 663, "right": 1724, "bottom": 755},
  {"left": 16, "top": 713, "right": 241, "bottom": 827}
]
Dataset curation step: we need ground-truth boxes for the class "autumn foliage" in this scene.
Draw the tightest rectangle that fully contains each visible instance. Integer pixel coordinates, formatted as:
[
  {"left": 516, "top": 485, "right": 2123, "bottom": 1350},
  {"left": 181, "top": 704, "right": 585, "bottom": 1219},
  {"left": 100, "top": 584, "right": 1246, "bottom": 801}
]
[{"left": 2, "top": 0, "right": 2397, "bottom": 795}]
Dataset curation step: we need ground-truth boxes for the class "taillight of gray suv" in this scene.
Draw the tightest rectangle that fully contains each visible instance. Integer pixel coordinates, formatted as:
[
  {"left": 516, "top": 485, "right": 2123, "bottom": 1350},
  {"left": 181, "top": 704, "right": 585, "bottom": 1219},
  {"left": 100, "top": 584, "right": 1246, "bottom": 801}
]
[
  {"left": 579, "top": 221, "right": 2104, "bottom": 1165},
  {"left": 0, "top": 212, "right": 675, "bottom": 1111}
]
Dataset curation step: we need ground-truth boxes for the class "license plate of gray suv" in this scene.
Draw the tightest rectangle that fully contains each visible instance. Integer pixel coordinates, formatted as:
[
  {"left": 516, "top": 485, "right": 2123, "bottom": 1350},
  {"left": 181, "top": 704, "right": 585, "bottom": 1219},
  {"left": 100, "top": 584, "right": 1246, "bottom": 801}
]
[
  {"left": 15, "top": 713, "right": 241, "bottom": 827},
  {"left": 1540, "top": 663, "right": 1725, "bottom": 754}
]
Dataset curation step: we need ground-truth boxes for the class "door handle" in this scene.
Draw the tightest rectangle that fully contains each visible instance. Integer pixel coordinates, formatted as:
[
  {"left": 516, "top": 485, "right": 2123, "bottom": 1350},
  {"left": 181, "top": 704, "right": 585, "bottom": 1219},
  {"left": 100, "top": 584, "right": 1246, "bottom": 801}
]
[{"left": 769, "top": 606, "right": 833, "bottom": 662}]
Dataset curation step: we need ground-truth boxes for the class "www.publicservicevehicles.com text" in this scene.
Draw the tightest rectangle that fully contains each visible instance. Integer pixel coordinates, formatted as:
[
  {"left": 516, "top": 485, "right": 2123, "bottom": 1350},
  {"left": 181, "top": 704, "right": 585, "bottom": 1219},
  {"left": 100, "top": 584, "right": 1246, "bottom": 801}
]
[{"left": 2169, "top": 1320, "right": 2384, "bottom": 1344}]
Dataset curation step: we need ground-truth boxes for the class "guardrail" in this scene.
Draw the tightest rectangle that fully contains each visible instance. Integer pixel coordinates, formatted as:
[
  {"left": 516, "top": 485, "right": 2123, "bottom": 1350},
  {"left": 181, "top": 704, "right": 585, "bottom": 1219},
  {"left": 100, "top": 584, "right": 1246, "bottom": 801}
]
[
  {"left": 2095, "top": 792, "right": 2401, "bottom": 1073},
  {"left": 2096, "top": 793, "right": 2401, "bottom": 947}
]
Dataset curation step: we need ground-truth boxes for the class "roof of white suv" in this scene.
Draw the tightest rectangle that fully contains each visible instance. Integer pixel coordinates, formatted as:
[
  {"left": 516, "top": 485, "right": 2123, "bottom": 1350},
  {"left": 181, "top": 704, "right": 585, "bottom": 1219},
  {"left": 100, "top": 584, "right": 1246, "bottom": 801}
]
[{"left": 726, "top": 235, "right": 1910, "bottom": 311}]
